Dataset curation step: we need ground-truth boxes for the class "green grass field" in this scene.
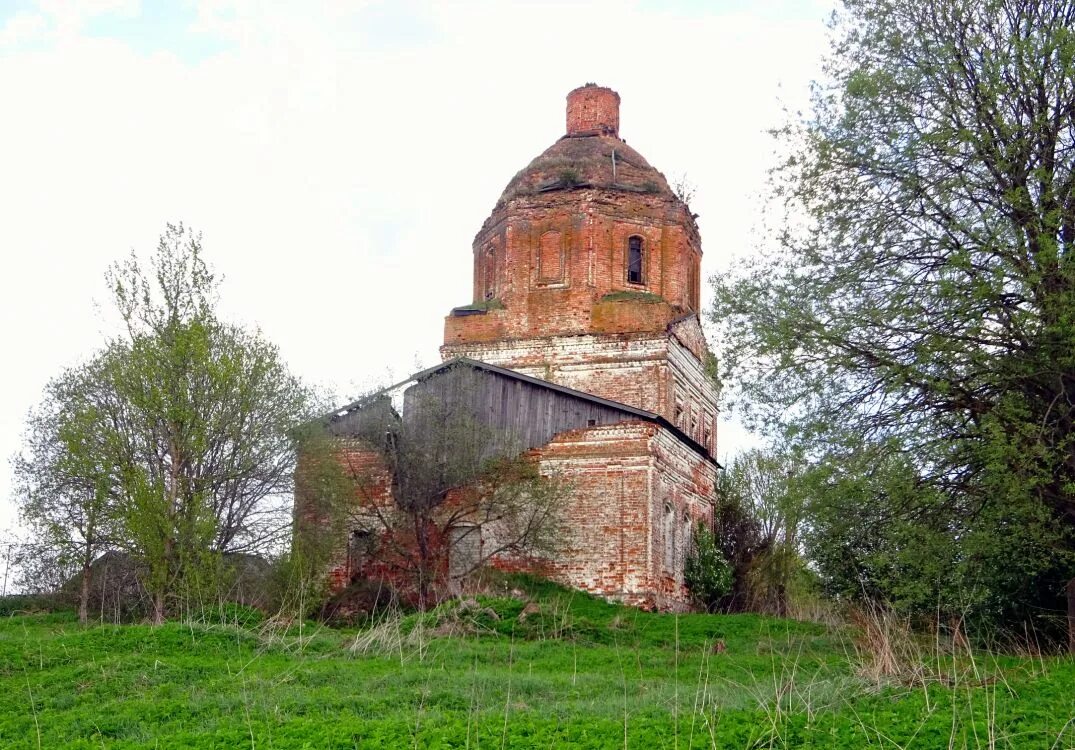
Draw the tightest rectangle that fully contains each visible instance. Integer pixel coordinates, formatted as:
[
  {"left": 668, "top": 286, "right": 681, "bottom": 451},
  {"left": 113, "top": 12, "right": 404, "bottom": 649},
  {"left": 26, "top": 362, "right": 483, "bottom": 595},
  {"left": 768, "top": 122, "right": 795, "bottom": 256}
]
[{"left": 1, "top": 579, "right": 1073, "bottom": 749}]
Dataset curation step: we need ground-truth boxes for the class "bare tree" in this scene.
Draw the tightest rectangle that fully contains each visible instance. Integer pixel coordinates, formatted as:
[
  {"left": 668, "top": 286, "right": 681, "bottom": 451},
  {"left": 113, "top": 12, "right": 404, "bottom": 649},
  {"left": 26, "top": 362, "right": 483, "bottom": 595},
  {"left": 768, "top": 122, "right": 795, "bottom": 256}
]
[
  {"left": 307, "top": 367, "right": 567, "bottom": 608},
  {"left": 671, "top": 173, "right": 697, "bottom": 207}
]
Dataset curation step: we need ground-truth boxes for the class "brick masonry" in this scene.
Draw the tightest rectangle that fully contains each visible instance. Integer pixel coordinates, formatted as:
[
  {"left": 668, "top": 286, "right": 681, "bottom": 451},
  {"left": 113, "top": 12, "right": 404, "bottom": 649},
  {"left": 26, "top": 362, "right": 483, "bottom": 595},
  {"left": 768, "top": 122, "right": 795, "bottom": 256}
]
[
  {"left": 443, "top": 188, "right": 702, "bottom": 343},
  {"left": 299, "top": 85, "right": 722, "bottom": 611},
  {"left": 514, "top": 422, "right": 717, "bottom": 611},
  {"left": 566, "top": 84, "right": 620, "bottom": 136},
  {"left": 442, "top": 84, "right": 721, "bottom": 609},
  {"left": 442, "top": 318, "right": 718, "bottom": 457}
]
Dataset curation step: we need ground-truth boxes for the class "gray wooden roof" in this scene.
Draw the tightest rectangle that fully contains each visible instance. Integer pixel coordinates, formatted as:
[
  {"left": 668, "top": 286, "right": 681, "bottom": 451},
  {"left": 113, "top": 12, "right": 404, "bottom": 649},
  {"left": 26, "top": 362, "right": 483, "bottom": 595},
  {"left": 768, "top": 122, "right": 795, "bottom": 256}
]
[{"left": 327, "top": 357, "right": 719, "bottom": 467}]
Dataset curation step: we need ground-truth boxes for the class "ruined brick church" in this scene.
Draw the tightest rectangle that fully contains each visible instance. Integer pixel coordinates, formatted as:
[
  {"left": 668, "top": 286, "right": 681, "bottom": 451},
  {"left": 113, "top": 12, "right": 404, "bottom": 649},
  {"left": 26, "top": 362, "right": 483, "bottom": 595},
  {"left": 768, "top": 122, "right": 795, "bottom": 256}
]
[{"left": 311, "top": 85, "right": 719, "bottom": 611}]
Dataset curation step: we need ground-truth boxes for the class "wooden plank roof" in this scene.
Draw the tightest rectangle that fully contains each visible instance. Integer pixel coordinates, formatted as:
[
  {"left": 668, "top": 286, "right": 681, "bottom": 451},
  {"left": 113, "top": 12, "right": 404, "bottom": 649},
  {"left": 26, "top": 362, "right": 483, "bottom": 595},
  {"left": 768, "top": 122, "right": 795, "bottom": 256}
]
[{"left": 327, "top": 357, "right": 720, "bottom": 468}]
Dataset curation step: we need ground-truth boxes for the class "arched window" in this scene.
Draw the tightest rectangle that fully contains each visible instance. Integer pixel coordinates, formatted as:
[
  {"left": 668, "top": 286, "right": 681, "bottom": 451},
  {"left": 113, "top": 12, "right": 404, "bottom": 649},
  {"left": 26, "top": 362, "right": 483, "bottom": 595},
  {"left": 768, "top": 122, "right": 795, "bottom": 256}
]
[
  {"left": 687, "top": 256, "right": 699, "bottom": 310},
  {"left": 482, "top": 245, "right": 497, "bottom": 300},
  {"left": 682, "top": 513, "right": 693, "bottom": 574},
  {"left": 627, "top": 235, "right": 644, "bottom": 284},
  {"left": 347, "top": 530, "right": 373, "bottom": 582},
  {"left": 663, "top": 503, "right": 676, "bottom": 572},
  {"left": 538, "top": 230, "right": 564, "bottom": 283}
]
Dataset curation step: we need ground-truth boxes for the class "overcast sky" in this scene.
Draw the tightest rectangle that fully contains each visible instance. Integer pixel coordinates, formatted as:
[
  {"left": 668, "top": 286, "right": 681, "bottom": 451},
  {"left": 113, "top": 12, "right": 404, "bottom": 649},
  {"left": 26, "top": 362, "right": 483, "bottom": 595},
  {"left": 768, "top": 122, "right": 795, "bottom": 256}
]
[{"left": 0, "top": 0, "right": 831, "bottom": 532}]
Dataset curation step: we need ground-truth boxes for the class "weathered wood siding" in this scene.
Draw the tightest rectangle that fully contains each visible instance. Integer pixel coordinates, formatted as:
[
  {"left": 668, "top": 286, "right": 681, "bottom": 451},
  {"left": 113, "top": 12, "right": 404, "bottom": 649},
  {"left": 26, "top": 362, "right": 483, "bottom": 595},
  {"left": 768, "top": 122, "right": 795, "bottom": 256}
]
[
  {"left": 326, "top": 395, "right": 400, "bottom": 439},
  {"left": 399, "top": 364, "right": 638, "bottom": 460}
]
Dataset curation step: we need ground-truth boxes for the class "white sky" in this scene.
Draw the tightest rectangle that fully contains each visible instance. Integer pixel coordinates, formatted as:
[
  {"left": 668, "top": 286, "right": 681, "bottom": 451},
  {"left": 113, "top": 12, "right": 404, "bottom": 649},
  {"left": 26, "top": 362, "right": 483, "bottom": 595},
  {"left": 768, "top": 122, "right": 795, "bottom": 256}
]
[{"left": 0, "top": 0, "right": 831, "bottom": 533}]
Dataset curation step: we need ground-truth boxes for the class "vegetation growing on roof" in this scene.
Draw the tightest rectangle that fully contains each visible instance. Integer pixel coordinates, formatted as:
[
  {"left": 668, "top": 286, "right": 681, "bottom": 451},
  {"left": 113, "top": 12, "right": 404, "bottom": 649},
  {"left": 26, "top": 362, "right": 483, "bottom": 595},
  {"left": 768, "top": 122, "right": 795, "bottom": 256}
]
[
  {"left": 452, "top": 298, "right": 504, "bottom": 314},
  {"left": 703, "top": 350, "right": 720, "bottom": 391},
  {"left": 599, "top": 290, "right": 666, "bottom": 304},
  {"left": 558, "top": 167, "right": 581, "bottom": 187}
]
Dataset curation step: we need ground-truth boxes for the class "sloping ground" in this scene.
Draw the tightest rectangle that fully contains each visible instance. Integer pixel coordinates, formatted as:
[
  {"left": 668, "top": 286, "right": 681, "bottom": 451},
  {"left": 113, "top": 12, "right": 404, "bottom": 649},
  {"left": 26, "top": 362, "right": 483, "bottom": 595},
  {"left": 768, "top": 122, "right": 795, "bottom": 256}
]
[{"left": 0, "top": 579, "right": 1072, "bottom": 749}]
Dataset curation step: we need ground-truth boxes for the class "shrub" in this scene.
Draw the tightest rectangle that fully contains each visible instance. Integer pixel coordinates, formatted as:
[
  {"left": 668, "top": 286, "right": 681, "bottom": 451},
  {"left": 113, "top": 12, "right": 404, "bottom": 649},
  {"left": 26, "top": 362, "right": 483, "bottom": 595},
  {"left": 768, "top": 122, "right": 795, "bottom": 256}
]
[
  {"left": 319, "top": 578, "right": 400, "bottom": 627},
  {"left": 684, "top": 524, "right": 732, "bottom": 610},
  {"left": 559, "top": 168, "right": 581, "bottom": 186},
  {"left": 0, "top": 593, "right": 72, "bottom": 617},
  {"left": 453, "top": 298, "right": 504, "bottom": 314}
]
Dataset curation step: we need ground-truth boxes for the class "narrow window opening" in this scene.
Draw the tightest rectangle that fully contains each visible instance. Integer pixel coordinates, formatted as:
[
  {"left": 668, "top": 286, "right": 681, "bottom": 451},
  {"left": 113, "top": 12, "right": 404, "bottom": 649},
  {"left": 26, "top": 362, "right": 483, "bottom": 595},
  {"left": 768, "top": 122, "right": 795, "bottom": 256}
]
[
  {"left": 663, "top": 504, "right": 676, "bottom": 572},
  {"left": 348, "top": 530, "right": 373, "bottom": 581},
  {"left": 682, "top": 513, "right": 692, "bottom": 570},
  {"left": 482, "top": 246, "right": 497, "bottom": 300},
  {"left": 627, "top": 235, "right": 644, "bottom": 284},
  {"left": 587, "top": 418, "right": 597, "bottom": 426},
  {"left": 686, "top": 256, "right": 699, "bottom": 310}
]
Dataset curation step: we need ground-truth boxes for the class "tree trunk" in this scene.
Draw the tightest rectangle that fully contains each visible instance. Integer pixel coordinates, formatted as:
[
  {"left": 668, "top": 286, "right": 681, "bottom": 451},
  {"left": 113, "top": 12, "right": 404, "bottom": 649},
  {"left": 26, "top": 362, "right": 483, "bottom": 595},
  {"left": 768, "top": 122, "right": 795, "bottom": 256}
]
[
  {"left": 155, "top": 466, "right": 178, "bottom": 627},
  {"left": 78, "top": 559, "right": 91, "bottom": 625},
  {"left": 416, "top": 522, "right": 431, "bottom": 611},
  {"left": 79, "top": 517, "right": 97, "bottom": 625},
  {"left": 152, "top": 536, "right": 171, "bottom": 626},
  {"left": 152, "top": 590, "right": 165, "bottom": 625},
  {"left": 1067, "top": 577, "right": 1075, "bottom": 655}
]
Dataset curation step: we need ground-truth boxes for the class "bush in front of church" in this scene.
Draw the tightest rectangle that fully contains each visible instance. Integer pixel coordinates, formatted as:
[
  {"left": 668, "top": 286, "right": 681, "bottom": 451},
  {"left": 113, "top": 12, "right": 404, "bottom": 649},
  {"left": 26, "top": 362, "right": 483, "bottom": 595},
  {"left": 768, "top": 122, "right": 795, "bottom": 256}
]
[{"left": 684, "top": 525, "right": 732, "bottom": 611}]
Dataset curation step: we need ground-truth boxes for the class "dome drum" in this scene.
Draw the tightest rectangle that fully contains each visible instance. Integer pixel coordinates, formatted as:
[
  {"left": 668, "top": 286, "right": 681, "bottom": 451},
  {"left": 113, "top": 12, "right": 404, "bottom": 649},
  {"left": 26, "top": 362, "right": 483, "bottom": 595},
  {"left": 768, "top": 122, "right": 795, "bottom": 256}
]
[{"left": 445, "top": 84, "right": 703, "bottom": 346}]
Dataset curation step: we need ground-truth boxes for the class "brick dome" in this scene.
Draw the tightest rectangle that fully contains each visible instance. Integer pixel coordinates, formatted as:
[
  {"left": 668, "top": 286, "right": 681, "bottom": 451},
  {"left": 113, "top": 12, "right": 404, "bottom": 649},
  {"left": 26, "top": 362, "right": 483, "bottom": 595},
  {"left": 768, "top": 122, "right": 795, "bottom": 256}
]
[
  {"left": 496, "top": 84, "right": 676, "bottom": 206},
  {"left": 448, "top": 83, "right": 703, "bottom": 351}
]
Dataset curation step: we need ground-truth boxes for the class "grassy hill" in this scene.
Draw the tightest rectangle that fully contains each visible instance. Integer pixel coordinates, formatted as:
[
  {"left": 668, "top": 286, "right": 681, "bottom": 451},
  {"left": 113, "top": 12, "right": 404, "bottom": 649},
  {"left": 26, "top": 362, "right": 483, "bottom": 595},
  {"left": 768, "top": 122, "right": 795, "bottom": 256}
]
[{"left": 0, "top": 577, "right": 1072, "bottom": 748}]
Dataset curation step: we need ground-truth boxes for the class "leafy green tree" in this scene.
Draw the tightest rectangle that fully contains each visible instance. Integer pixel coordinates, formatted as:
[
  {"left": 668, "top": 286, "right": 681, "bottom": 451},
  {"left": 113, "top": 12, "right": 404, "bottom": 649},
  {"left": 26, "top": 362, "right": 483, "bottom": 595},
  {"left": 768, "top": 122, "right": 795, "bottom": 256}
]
[
  {"left": 799, "top": 441, "right": 961, "bottom": 609},
  {"left": 801, "top": 437, "right": 1071, "bottom": 629},
  {"left": 16, "top": 224, "right": 315, "bottom": 623},
  {"left": 712, "top": 0, "right": 1075, "bottom": 630},
  {"left": 14, "top": 353, "right": 127, "bottom": 622},
  {"left": 715, "top": 449, "right": 807, "bottom": 615}
]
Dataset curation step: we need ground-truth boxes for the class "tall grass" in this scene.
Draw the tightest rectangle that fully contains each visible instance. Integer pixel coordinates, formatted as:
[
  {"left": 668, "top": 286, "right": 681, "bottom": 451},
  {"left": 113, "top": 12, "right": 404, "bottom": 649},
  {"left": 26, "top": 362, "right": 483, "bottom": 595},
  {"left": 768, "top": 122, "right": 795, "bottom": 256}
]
[{"left": 1, "top": 576, "right": 1072, "bottom": 748}]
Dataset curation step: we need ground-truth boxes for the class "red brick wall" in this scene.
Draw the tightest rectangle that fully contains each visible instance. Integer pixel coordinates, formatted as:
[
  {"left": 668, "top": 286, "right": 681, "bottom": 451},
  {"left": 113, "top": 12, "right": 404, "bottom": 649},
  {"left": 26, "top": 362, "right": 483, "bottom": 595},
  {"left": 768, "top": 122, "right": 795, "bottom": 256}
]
[
  {"left": 520, "top": 422, "right": 658, "bottom": 605},
  {"left": 443, "top": 326, "right": 720, "bottom": 454},
  {"left": 297, "top": 422, "right": 717, "bottom": 611},
  {"left": 297, "top": 439, "right": 477, "bottom": 604},
  {"left": 666, "top": 319, "right": 720, "bottom": 454},
  {"left": 567, "top": 84, "right": 621, "bottom": 136},
  {"left": 591, "top": 297, "right": 676, "bottom": 335},
  {"left": 293, "top": 438, "right": 395, "bottom": 591},
  {"left": 447, "top": 188, "right": 701, "bottom": 344},
  {"left": 495, "top": 421, "right": 719, "bottom": 610},
  {"left": 647, "top": 427, "right": 719, "bottom": 611}
]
